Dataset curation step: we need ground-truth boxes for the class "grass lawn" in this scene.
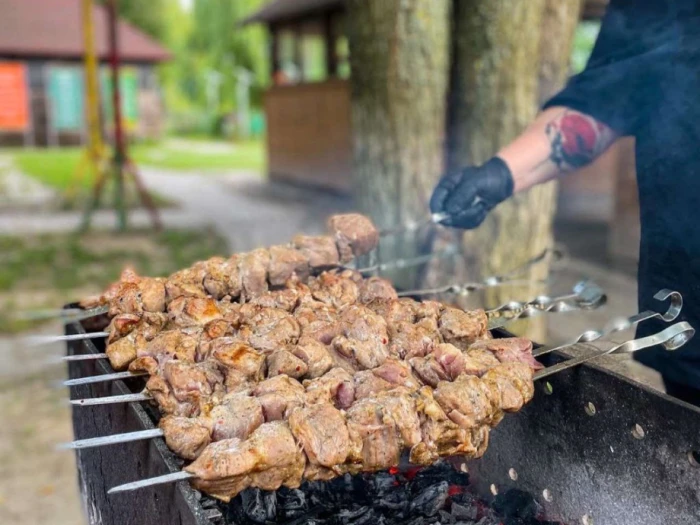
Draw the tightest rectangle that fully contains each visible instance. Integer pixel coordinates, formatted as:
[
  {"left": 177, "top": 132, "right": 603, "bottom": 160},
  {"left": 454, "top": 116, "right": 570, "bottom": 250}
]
[
  {"left": 0, "top": 227, "right": 228, "bottom": 333},
  {"left": 10, "top": 139, "right": 265, "bottom": 208}
]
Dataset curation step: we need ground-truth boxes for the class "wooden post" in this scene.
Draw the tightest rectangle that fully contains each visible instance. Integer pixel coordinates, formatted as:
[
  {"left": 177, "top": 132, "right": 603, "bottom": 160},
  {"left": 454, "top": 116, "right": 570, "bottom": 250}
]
[
  {"left": 270, "top": 24, "right": 280, "bottom": 80},
  {"left": 324, "top": 13, "right": 337, "bottom": 77}
]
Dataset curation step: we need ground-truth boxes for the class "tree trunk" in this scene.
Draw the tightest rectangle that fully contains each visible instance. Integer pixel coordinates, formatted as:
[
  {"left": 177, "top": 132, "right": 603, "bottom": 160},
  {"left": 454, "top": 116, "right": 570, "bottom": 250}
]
[
  {"left": 441, "top": 0, "right": 581, "bottom": 339},
  {"left": 346, "top": 0, "right": 451, "bottom": 288}
]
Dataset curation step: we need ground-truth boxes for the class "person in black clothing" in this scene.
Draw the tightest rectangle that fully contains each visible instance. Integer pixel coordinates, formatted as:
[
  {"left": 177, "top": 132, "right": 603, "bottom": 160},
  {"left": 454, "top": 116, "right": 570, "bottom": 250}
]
[{"left": 430, "top": 0, "right": 700, "bottom": 406}]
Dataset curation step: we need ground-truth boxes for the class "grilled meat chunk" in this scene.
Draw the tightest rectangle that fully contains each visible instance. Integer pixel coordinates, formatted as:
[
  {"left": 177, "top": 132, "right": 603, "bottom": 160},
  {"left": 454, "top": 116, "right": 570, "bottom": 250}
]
[
  {"left": 327, "top": 213, "right": 379, "bottom": 263},
  {"left": 201, "top": 257, "right": 229, "bottom": 300},
  {"left": 240, "top": 249, "right": 270, "bottom": 301},
  {"left": 267, "top": 349, "right": 308, "bottom": 379},
  {"left": 241, "top": 307, "right": 300, "bottom": 354},
  {"left": 358, "top": 277, "right": 398, "bottom": 303},
  {"left": 291, "top": 235, "right": 340, "bottom": 269},
  {"left": 309, "top": 271, "right": 360, "bottom": 309},
  {"left": 167, "top": 296, "right": 222, "bottom": 328},
  {"left": 470, "top": 337, "right": 544, "bottom": 371},
  {"left": 253, "top": 375, "right": 306, "bottom": 421},
  {"left": 209, "top": 392, "right": 265, "bottom": 442},
  {"left": 289, "top": 403, "right": 350, "bottom": 468},
  {"left": 438, "top": 307, "right": 489, "bottom": 350},
  {"left": 290, "top": 336, "right": 334, "bottom": 378},
  {"left": 128, "top": 327, "right": 201, "bottom": 374},
  {"left": 209, "top": 339, "right": 266, "bottom": 386},
  {"left": 187, "top": 422, "right": 306, "bottom": 502},
  {"left": 248, "top": 287, "right": 303, "bottom": 312},
  {"left": 159, "top": 416, "right": 212, "bottom": 460},
  {"left": 268, "top": 245, "right": 310, "bottom": 286},
  {"left": 332, "top": 304, "right": 389, "bottom": 369},
  {"left": 295, "top": 302, "right": 341, "bottom": 344},
  {"left": 304, "top": 367, "right": 355, "bottom": 408},
  {"left": 166, "top": 263, "right": 208, "bottom": 302}
]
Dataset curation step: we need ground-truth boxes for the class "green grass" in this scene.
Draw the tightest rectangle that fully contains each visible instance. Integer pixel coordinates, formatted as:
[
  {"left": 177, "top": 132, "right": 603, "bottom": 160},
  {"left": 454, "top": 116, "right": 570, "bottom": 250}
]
[
  {"left": 132, "top": 139, "right": 265, "bottom": 171},
  {"left": 0, "top": 228, "right": 228, "bottom": 333}
]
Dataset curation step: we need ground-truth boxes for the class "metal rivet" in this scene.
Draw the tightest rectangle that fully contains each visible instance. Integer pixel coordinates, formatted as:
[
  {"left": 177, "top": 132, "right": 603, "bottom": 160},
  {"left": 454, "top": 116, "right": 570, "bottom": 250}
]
[
  {"left": 632, "top": 424, "right": 645, "bottom": 440},
  {"left": 581, "top": 514, "right": 594, "bottom": 525},
  {"left": 584, "top": 402, "right": 596, "bottom": 416},
  {"left": 689, "top": 451, "right": 700, "bottom": 467},
  {"left": 508, "top": 468, "right": 518, "bottom": 481},
  {"left": 542, "top": 489, "right": 553, "bottom": 502},
  {"left": 490, "top": 484, "right": 498, "bottom": 496},
  {"left": 543, "top": 382, "right": 553, "bottom": 395}
]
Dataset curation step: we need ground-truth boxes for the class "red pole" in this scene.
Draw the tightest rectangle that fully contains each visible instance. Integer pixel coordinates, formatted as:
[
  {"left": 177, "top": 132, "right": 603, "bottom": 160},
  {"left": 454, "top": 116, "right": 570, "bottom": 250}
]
[{"left": 106, "top": 0, "right": 127, "bottom": 229}]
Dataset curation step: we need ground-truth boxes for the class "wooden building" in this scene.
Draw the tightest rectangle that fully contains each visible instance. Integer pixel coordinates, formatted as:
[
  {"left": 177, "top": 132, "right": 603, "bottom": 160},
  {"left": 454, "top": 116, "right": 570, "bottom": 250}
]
[
  {"left": 0, "top": 0, "right": 170, "bottom": 147},
  {"left": 246, "top": 0, "right": 639, "bottom": 264}
]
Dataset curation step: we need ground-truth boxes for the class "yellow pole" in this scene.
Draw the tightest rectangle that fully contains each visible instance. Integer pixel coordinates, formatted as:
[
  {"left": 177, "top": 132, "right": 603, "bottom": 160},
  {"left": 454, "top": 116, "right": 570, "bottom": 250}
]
[{"left": 82, "top": 0, "right": 103, "bottom": 160}]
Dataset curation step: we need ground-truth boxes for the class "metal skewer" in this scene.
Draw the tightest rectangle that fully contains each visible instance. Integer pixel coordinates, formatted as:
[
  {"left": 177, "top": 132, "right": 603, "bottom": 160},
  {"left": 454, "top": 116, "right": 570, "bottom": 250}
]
[
  {"left": 533, "top": 289, "right": 681, "bottom": 358},
  {"left": 103, "top": 320, "right": 694, "bottom": 496},
  {"left": 63, "top": 370, "right": 147, "bottom": 387},
  {"left": 25, "top": 331, "right": 110, "bottom": 346},
  {"left": 69, "top": 392, "right": 152, "bottom": 406},
  {"left": 15, "top": 305, "right": 109, "bottom": 323},
  {"left": 398, "top": 246, "right": 564, "bottom": 298}
]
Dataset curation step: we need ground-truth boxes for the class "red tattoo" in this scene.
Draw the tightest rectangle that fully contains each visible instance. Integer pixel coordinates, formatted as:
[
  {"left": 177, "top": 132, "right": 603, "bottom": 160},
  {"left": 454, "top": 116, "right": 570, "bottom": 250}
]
[{"left": 546, "top": 111, "right": 613, "bottom": 170}]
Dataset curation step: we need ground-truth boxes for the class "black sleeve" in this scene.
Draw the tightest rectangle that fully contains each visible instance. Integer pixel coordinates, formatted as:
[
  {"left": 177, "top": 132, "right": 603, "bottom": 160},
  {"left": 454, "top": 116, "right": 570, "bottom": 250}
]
[{"left": 544, "top": 0, "right": 670, "bottom": 136}]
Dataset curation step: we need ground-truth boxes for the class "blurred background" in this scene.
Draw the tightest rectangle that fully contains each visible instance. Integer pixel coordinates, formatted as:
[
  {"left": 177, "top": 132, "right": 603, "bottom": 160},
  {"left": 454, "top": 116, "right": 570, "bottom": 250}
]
[{"left": 0, "top": 0, "right": 653, "bottom": 523}]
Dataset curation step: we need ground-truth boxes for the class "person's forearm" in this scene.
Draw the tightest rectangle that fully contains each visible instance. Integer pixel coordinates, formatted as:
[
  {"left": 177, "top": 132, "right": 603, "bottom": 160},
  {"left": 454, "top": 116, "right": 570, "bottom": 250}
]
[{"left": 496, "top": 107, "right": 618, "bottom": 193}]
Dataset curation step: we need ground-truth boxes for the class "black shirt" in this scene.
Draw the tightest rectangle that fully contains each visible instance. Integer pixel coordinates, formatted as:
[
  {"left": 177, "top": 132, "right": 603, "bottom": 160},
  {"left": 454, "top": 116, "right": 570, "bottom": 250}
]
[{"left": 545, "top": 0, "right": 700, "bottom": 389}]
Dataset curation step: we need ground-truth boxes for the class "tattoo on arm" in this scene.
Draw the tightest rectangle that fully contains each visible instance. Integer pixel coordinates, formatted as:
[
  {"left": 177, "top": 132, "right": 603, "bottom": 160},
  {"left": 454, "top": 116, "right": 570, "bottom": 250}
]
[{"left": 545, "top": 110, "right": 616, "bottom": 171}]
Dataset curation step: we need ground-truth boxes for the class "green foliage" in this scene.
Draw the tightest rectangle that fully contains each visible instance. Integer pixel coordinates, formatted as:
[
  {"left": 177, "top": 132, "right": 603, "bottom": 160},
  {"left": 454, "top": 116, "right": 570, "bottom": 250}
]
[
  {"left": 114, "top": 0, "right": 170, "bottom": 42},
  {"left": 571, "top": 21, "right": 601, "bottom": 74}
]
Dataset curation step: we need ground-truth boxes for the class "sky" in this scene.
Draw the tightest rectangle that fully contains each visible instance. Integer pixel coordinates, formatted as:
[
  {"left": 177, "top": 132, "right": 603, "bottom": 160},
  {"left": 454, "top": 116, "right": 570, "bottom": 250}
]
[{"left": 179, "top": 0, "right": 193, "bottom": 10}]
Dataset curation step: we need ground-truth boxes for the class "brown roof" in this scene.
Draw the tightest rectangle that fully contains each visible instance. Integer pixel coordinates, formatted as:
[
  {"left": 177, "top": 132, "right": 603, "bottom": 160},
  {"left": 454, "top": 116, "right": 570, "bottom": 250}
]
[
  {"left": 0, "top": 0, "right": 170, "bottom": 63},
  {"left": 242, "top": 0, "right": 343, "bottom": 25},
  {"left": 244, "top": 0, "right": 607, "bottom": 25}
]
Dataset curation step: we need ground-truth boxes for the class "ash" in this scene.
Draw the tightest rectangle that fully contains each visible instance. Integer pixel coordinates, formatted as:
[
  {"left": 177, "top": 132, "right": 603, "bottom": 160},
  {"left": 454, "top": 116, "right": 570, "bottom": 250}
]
[{"left": 219, "top": 462, "right": 563, "bottom": 525}]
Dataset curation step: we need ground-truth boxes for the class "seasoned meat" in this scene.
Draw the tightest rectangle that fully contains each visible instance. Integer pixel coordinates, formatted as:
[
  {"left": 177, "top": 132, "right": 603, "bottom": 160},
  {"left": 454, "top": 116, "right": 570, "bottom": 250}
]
[
  {"left": 138, "top": 277, "right": 167, "bottom": 313},
  {"left": 289, "top": 403, "right": 350, "bottom": 468},
  {"left": 409, "top": 355, "right": 450, "bottom": 387},
  {"left": 242, "top": 308, "right": 300, "bottom": 354},
  {"left": 253, "top": 375, "right": 306, "bottom": 421},
  {"left": 481, "top": 362, "right": 535, "bottom": 410},
  {"left": 106, "top": 331, "right": 147, "bottom": 371},
  {"left": 358, "top": 277, "right": 398, "bottom": 303},
  {"left": 332, "top": 305, "right": 389, "bottom": 369},
  {"left": 304, "top": 367, "right": 355, "bottom": 408},
  {"left": 166, "top": 263, "right": 208, "bottom": 302},
  {"left": 248, "top": 288, "right": 303, "bottom": 312},
  {"left": 107, "top": 313, "right": 142, "bottom": 343},
  {"left": 345, "top": 396, "right": 401, "bottom": 471},
  {"left": 372, "top": 358, "right": 421, "bottom": 390},
  {"left": 210, "top": 338, "right": 266, "bottom": 383},
  {"left": 267, "top": 349, "right": 308, "bottom": 379},
  {"left": 240, "top": 249, "right": 270, "bottom": 301},
  {"left": 438, "top": 307, "right": 489, "bottom": 350},
  {"left": 167, "top": 296, "right": 222, "bottom": 327},
  {"left": 292, "top": 235, "right": 340, "bottom": 269},
  {"left": 209, "top": 392, "right": 265, "bottom": 441},
  {"left": 389, "top": 319, "right": 439, "bottom": 359},
  {"left": 353, "top": 371, "right": 392, "bottom": 400},
  {"left": 366, "top": 298, "right": 417, "bottom": 325},
  {"left": 309, "top": 271, "right": 359, "bottom": 309},
  {"left": 434, "top": 374, "right": 501, "bottom": 429},
  {"left": 187, "top": 422, "right": 306, "bottom": 502},
  {"left": 224, "top": 254, "right": 243, "bottom": 300},
  {"left": 290, "top": 337, "right": 333, "bottom": 378},
  {"left": 202, "top": 257, "right": 229, "bottom": 300},
  {"left": 162, "top": 360, "right": 225, "bottom": 416},
  {"left": 159, "top": 415, "right": 212, "bottom": 460},
  {"left": 470, "top": 337, "right": 543, "bottom": 371},
  {"left": 129, "top": 328, "right": 200, "bottom": 374},
  {"left": 268, "top": 245, "right": 310, "bottom": 286},
  {"left": 327, "top": 214, "right": 379, "bottom": 262},
  {"left": 81, "top": 266, "right": 139, "bottom": 309},
  {"left": 146, "top": 374, "right": 197, "bottom": 417},
  {"left": 295, "top": 302, "right": 341, "bottom": 344}
]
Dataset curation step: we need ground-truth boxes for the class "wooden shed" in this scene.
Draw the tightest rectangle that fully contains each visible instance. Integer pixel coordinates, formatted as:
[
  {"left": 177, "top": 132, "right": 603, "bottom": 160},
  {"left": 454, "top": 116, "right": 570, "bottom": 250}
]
[{"left": 0, "top": 0, "right": 170, "bottom": 147}]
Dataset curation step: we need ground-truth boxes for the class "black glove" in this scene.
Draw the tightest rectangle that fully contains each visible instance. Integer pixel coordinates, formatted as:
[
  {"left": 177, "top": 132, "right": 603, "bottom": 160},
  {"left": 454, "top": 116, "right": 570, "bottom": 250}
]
[{"left": 429, "top": 157, "right": 514, "bottom": 229}]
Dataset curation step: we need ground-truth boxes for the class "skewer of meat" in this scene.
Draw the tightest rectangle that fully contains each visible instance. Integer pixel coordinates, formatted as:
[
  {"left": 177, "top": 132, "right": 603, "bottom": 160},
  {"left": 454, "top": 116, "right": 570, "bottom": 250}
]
[{"left": 102, "top": 320, "right": 693, "bottom": 500}]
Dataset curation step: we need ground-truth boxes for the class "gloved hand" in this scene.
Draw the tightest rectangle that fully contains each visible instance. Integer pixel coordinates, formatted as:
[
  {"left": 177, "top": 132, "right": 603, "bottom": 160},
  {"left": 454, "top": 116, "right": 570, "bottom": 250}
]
[{"left": 429, "top": 157, "right": 514, "bottom": 229}]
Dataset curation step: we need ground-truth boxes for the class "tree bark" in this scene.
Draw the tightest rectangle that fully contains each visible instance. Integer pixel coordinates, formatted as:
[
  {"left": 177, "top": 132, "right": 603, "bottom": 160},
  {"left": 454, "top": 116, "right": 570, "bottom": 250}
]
[
  {"left": 440, "top": 0, "right": 582, "bottom": 339},
  {"left": 346, "top": 0, "right": 451, "bottom": 288}
]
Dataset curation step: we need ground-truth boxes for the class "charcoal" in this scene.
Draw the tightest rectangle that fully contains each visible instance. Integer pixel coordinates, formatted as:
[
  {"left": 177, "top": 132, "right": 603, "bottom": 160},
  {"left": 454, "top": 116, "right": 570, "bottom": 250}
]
[
  {"left": 366, "top": 471, "right": 397, "bottom": 497},
  {"left": 409, "top": 481, "right": 449, "bottom": 517},
  {"left": 493, "top": 489, "right": 541, "bottom": 523},
  {"left": 238, "top": 488, "right": 275, "bottom": 524},
  {"left": 450, "top": 502, "right": 478, "bottom": 522},
  {"left": 377, "top": 487, "right": 409, "bottom": 512},
  {"left": 332, "top": 506, "right": 372, "bottom": 525},
  {"left": 277, "top": 488, "right": 309, "bottom": 519},
  {"left": 439, "top": 509, "right": 456, "bottom": 523},
  {"left": 411, "top": 462, "right": 469, "bottom": 492}
]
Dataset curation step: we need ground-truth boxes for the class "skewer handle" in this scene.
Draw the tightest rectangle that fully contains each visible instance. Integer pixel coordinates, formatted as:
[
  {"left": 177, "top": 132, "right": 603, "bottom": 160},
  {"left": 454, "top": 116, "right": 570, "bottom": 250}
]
[{"left": 534, "top": 321, "right": 694, "bottom": 381}]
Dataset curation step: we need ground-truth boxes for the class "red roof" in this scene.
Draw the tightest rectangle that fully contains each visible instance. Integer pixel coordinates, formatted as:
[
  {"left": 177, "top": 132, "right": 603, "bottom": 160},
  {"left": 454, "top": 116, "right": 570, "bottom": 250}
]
[{"left": 0, "top": 0, "right": 170, "bottom": 63}]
